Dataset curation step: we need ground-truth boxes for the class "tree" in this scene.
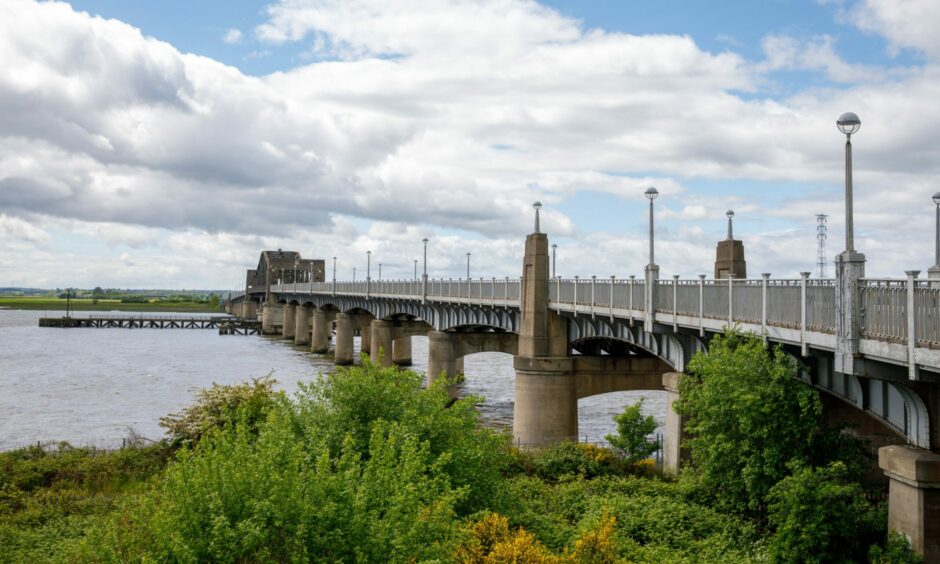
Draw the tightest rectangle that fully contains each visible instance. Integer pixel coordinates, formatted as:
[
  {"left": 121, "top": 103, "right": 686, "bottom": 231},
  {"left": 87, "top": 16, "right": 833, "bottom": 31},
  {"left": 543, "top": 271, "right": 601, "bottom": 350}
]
[
  {"left": 605, "top": 399, "right": 658, "bottom": 465},
  {"left": 675, "top": 331, "right": 825, "bottom": 516},
  {"left": 766, "top": 462, "right": 885, "bottom": 563}
]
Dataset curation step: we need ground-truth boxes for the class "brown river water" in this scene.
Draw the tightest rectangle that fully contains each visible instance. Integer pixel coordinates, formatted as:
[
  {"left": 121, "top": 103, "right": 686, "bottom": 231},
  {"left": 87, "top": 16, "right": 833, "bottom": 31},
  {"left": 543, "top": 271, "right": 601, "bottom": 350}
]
[{"left": 0, "top": 309, "right": 664, "bottom": 450}]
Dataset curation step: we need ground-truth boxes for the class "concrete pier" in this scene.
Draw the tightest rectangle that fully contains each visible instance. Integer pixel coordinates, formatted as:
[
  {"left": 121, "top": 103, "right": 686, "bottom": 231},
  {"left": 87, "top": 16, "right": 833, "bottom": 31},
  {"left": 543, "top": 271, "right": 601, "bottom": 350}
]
[
  {"left": 311, "top": 309, "right": 330, "bottom": 354},
  {"left": 334, "top": 313, "right": 354, "bottom": 365},
  {"left": 370, "top": 320, "right": 393, "bottom": 367},
  {"left": 294, "top": 305, "right": 311, "bottom": 345},
  {"left": 513, "top": 357, "right": 577, "bottom": 446},
  {"left": 427, "top": 331, "right": 458, "bottom": 398},
  {"left": 261, "top": 303, "right": 282, "bottom": 335},
  {"left": 360, "top": 319, "right": 372, "bottom": 354},
  {"left": 662, "top": 372, "right": 688, "bottom": 474},
  {"left": 879, "top": 445, "right": 940, "bottom": 560},
  {"left": 281, "top": 304, "right": 297, "bottom": 339},
  {"left": 392, "top": 336, "right": 412, "bottom": 366}
]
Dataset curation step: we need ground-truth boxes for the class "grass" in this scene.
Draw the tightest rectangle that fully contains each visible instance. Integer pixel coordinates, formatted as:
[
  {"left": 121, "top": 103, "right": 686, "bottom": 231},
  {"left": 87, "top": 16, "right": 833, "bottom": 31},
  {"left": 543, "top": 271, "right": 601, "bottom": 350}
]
[{"left": 0, "top": 297, "right": 220, "bottom": 313}]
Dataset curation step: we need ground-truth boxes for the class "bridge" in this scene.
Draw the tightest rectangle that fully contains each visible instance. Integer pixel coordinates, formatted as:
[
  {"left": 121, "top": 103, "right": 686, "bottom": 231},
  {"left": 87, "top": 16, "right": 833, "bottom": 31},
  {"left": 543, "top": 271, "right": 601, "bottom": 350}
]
[{"left": 227, "top": 209, "right": 940, "bottom": 557}]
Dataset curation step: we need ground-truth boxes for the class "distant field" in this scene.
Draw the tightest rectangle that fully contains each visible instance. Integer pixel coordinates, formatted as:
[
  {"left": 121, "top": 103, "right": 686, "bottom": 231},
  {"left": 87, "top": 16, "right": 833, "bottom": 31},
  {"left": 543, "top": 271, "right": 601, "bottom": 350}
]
[{"left": 0, "top": 297, "right": 220, "bottom": 313}]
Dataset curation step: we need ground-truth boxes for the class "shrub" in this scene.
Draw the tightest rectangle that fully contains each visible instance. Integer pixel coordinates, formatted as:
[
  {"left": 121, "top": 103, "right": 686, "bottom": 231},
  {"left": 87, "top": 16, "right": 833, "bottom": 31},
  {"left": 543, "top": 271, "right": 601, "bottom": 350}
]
[
  {"left": 605, "top": 399, "right": 658, "bottom": 465},
  {"left": 766, "top": 461, "right": 885, "bottom": 562},
  {"left": 159, "top": 375, "right": 281, "bottom": 445},
  {"left": 518, "top": 442, "right": 630, "bottom": 482}
]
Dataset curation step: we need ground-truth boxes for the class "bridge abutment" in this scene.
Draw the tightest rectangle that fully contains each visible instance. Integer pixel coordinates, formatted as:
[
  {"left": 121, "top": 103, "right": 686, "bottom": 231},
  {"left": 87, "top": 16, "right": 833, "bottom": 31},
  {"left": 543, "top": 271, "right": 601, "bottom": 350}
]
[
  {"left": 513, "top": 357, "right": 577, "bottom": 446},
  {"left": 311, "top": 309, "right": 331, "bottom": 353},
  {"left": 281, "top": 304, "right": 297, "bottom": 339},
  {"left": 879, "top": 445, "right": 940, "bottom": 561},
  {"left": 370, "top": 320, "right": 393, "bottom": 367},
  {"left": 334, "top": 313, "right": 354, "bottom": 365}
]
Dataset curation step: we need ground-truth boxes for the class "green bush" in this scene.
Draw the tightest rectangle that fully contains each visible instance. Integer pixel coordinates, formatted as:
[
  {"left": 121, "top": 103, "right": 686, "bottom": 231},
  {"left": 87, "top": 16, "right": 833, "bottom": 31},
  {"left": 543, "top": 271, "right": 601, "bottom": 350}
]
[
  {"left": 766, "top": 461, "right": 885, "bottom": 563},
  {"left": 605, "top": 399, "right": 658, "bottom": 465},
  {"left": 159, "top": 375, "right": 281, "bottom": 446}
]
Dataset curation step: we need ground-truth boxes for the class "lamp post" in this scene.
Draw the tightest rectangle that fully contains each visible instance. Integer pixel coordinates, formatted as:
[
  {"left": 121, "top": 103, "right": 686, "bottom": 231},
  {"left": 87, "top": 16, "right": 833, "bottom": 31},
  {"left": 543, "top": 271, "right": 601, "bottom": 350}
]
[
  {"left": 353, "top": 267, "right": 356, "bottom": 283},
  {"left": 931, "top": 193, "right": 940, "bottom": 279},
  {"left": 422, "top": 238, "right": 429, "bottom": 276},
  {"left": 533, "top": 201, "right": 542, "bottom": 233},
  {"left": 414, "top": 259, "right": 418, "bottom": 281},
  {"left": 366, "top": 251, "right": 371, "bottom": 296},
  {"left": 837, "top": 112, "right": 861, "bottom": 253},
  {"left": 726, "top": 210, "right": 735, "bottom": 240},
  {"left": 378, "top": 263, "right": 382, "bottom": 281},
  {"left": 551, "top": 244, "right": 557, "bottom": 278},
  {"left": 645, "top": 187, "right": 659, "bottom": 267},
  {"left": 466, "top": 252, "right": 471, "bottom": 279}
]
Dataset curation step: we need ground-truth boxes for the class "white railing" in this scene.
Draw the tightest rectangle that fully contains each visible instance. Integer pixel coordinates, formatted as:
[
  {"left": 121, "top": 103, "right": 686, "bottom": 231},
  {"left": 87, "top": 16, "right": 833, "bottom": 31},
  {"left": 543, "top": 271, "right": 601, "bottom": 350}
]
[{"left": 268, "top": 274, "right": 940, "bottom": 348}]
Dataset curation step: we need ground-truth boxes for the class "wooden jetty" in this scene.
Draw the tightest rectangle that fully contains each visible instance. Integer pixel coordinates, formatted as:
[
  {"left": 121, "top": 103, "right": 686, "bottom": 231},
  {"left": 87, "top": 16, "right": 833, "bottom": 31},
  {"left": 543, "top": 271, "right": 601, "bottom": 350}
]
[{"left": 40, "top": 315, "right": 230, "bottom": 330}]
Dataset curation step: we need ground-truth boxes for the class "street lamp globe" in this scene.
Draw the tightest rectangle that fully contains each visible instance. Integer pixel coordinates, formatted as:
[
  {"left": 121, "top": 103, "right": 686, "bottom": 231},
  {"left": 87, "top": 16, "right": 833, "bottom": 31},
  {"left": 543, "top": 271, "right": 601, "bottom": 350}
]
[
  {"left": 933, "top": 192, "right": 940, "bottom": 206},
  {"left": 533, "top": 201, "right": 542, "bottom": 211},
  {"left": 644, "top": 186, "right": 659, "bottom": 201},
  {"left": 726, "top": 209, "right": 734, "bottom": 220},
  {"left": 837, "top": 112, "right": 861, "bottom": 136}
]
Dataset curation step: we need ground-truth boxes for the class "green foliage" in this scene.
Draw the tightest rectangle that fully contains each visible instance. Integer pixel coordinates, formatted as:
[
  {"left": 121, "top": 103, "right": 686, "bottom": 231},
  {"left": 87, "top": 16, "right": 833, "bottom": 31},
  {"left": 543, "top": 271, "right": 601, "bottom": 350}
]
[
  {"left": 676, "top": 330, "right": 827, "bottom": 515},
  {"left": 605, "top": 399, "right": 658, "bottom": 465},
  {"left": 510, "top": 442, "right": 635, "bottom": 482},
  {"left": 766, "top": 461, "right": 885, "bottom": 562},
  {"left": 159, "top": 375, "right": 282, "bottom": 446},
  {"left": 0, "top": 443, "right": 172, "bottom": 563},
  {"left": 868, "top": 531, "right": 924, "bottom": 564}
]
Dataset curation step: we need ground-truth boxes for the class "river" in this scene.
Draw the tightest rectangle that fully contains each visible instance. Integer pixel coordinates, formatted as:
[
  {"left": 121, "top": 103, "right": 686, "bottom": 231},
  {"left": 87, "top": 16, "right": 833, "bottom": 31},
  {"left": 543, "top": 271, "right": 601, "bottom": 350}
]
[{"left": 0, "top": 309, "right": 664, "bottom": 450}]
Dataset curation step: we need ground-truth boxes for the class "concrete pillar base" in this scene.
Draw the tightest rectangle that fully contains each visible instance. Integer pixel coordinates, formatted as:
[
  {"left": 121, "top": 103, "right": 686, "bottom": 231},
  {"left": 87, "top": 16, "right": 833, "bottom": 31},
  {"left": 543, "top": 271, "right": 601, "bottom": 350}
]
[
  {"left": 334, "top": 313, "right": 354, "bottom": 366},
  {"left": 662, "top": 372, "right": 688, "bottom": 474},
  {"left": 427, "top": 331, "right": 458, "bottom": 399},
  {"left": 360, "top": 317, "right": 373, "bottom": 355},
  {"left": 281, "top": 304, "right": 297, "bottom": 339},
  {"left": 879, "top": 445, "right": 940, "bottom": 560},
  {"left": 311, "top": 310, "right": 330, "bottom": 354},
  {"left": 294, "top": 306, "right": 311, "bottom": 345},
  {"left": 513, "top": 356, "right": 577, "bottom": 448},
  {"left": 261, "top": 303, "right": 282, "bottom": 335},
  {"left": 392, "top": 336, "right": 412, "bottom": 366},
  {"left": 370, "top": 320, "right": 393, "bottom": 367}
]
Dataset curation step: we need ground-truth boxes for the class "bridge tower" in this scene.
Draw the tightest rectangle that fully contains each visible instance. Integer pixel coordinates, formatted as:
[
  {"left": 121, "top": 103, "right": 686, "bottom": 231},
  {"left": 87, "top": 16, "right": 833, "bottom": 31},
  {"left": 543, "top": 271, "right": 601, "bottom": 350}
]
[{"left": 714, "top": 209, "right": 746, "bottom": 279}]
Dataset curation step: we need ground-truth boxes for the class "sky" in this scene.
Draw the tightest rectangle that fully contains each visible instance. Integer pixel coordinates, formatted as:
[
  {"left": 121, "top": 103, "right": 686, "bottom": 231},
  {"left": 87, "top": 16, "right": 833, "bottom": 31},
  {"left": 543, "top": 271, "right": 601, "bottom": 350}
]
[{"left": 1, "top": 0, "right": 939, "bottom": 289}]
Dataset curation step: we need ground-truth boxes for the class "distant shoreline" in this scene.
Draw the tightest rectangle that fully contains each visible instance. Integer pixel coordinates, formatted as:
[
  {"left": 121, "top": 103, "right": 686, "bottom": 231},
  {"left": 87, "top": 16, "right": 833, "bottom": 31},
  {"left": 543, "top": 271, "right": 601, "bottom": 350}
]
[{"left": 0, "top": 297, "right": 221, "bottom": 313}]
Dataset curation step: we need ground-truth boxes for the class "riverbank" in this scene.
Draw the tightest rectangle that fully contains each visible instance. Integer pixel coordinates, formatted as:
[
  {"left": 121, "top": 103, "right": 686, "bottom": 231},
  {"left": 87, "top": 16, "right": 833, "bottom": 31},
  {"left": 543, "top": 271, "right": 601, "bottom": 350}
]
[{"left": 0, "top": 297, "right": 221, "bottom": 313}]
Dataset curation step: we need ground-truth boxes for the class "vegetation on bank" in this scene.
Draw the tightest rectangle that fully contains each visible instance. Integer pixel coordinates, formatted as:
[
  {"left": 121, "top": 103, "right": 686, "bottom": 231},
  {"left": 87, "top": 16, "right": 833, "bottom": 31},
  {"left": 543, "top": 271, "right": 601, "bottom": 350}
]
[
  {"left": 0, "top": 297, "right": 221, "bottom": 313},
  {"left": 0, "top": 332, "right": 923, "bottom": 562}
]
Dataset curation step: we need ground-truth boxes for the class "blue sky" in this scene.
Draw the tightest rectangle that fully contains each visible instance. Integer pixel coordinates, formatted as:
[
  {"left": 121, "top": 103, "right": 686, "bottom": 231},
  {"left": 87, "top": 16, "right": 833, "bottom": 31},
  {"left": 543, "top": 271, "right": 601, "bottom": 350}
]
[{"left": 1, "top": 0, "right": 938, "bottom": 287}]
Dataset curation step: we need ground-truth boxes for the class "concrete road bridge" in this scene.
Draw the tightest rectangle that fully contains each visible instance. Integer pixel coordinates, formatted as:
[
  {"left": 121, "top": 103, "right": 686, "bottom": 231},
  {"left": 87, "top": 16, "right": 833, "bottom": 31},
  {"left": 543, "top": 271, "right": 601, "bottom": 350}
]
[{"left": 227, "top": 214, "right": 940, "bottom": 558}]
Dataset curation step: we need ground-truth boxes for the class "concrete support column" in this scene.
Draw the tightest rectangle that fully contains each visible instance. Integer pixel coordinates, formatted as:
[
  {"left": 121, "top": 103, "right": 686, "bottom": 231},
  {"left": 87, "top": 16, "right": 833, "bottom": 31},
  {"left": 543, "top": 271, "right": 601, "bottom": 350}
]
[
  {"left": 334, "top": 313, "right": 354, "bottom": 366},
  {"left": 834, "top": 251, "right": 866, "bottom": 376},
  {"left": 392, "top": 336, "right": 412, "bottom": 366},
  {"left": 245, "top": 302, "right": 256, "bottom": 321},
  {"left": 294, "top": 305, "right": 311, "bottom": 345},
  {"left": 311, "top": 309, "right": 330, "bottom": 354},
  {"left": 879, "top": 445, "right": 940, "bottom": 560},
  {"left": 455, "top": 356, "right": 465, "bottom": 379},
  {"left": 427, "top": 331, "right": 458, "bottom": 399},
  {"left": 261, "top": 303, "right": 282, "bottom": 335},
  {"left": 360, "top": 320, "right": 372, "bottom": 354},
  {"left": 513, "top": 357, "right": 577, "bottom": 447},
  {"left": 662, "top": 372, "right": 688, "bottom": 474},
  {"left": 281, "top": 304, "right": 297, "bottom": 339},
  {"left": 370, "top": 320, "right": 393, "bottom": 367}
]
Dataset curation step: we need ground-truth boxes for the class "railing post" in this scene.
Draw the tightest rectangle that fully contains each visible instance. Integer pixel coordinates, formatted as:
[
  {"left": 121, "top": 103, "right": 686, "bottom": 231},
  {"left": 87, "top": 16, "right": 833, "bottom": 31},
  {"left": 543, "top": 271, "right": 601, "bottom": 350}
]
[
  {"left": 422, "top": 272, "right": 428, "bottom": 304},
  {"left": 505, "top": 277, "right": 509, "bottom": 307},
  {"left": 907, "top": 270, "right": 921, "bottom": 380},
  {"left": 645, "top": 264, "right": 659, "bottom": 330},
  {"left": 727, "top": 275, "right": 734, "bottom": 328},
  {"left": 555, "top": 275, "right": 561, "bottom": 304},
  {"left": 800, "top": 272, "right": 810, "bottom": 357},
  {"left": 479, "top": 277, "right": 484, "bottom": 306},
  {"left": 492, "top": 277, "right": 496, "bottom": 307},
  {"left": 834, "top": 249, "right": 866, "bottom": 377},
  {"left": 698, "top": 274, "right": 705, "bottom": 337},
  {"left": 591, "top": 275, "right": 597, "bottom": 319},
  {"left": 672, "top": 274, "right": 679, "bottom": 331},
  {"left": 629, "top": 275, "right": 635, "bottom": 326},
  {"left": 761, "top": 273, "right": 770, "bottom": 343},
  {"left": 609, "top": 275, "right": 615, "bottom": 321},
  {"left": 573, "top": 276, "right": 579, "bottom": 317}
]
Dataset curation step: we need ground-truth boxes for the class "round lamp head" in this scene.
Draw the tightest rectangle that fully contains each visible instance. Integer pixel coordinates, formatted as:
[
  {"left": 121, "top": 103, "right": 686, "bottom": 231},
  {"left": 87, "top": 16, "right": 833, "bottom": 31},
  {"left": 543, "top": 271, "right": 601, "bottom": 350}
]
[
  {"left": 422, "top": 238, "right": 428, "bottom": 243},
  {"left": 726, "top": 209, "right": 735, "bottom": 219},
  {"left": 552, "top": 244, "right": 557, "bottom": 249},
  {"left": 367, "top": 250, "right": 371, "bottom": 255},
  {"left": 644, "top": 186, "right": 659, "bottom": 201},
  {"left": 837, "top": 112, "right": 861, "bottom": 135},
  {"left": 533, "top": 201, "right": 542, "bottom": 210},
  {"left": 933, "top": 192, "right": 940, "bottom": 205}
]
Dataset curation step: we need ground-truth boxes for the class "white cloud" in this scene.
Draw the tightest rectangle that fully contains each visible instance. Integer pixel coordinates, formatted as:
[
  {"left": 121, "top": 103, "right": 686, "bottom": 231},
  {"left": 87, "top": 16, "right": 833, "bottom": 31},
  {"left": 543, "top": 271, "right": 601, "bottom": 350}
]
[
  {"left": 849, "top": 0, "right": 940, "bottom": 59},
  {"left": 222, "top": 28, "right": 243, "bottom": 44}
]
